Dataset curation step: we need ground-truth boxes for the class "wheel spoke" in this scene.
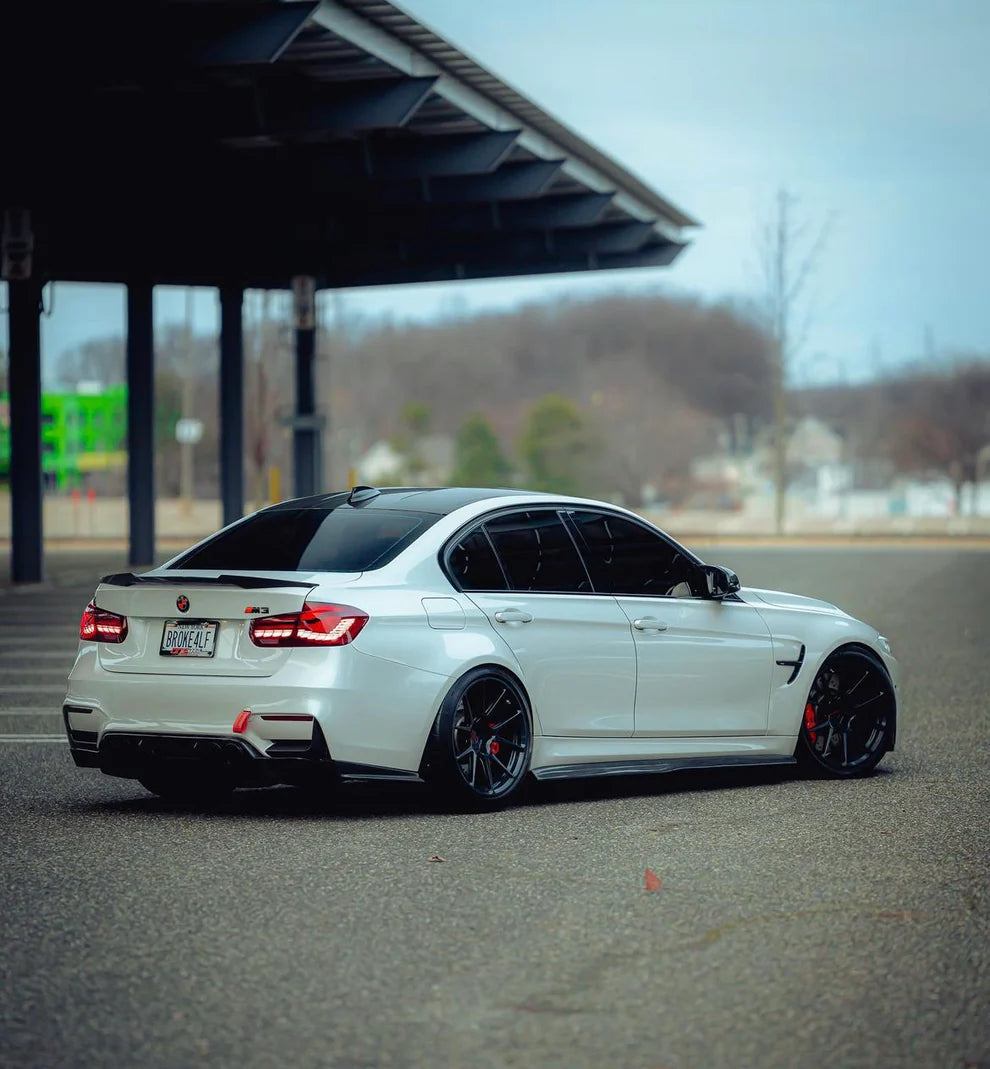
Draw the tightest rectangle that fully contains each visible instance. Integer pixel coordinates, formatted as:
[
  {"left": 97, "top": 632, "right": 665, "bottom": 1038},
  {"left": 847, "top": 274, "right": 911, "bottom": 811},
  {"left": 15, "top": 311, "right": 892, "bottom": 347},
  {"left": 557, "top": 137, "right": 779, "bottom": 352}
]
[
  {"left": 823, "top": 725, "right": 834, "bottom": 756},
  {"left": 490, "top": 752, "right": 513, "bottom": 778},
  {"left": 492, "top": 708, "right": 523, "bottom": 731},
  {"left": 494, "top": 734, "right": 526, "bottom": 752},
  {"left": 843, "top": 670, "right": 869, "bottom": 698},
  {"left": 478, "top": 754, "right": 493, "bottom": 790},
  {"left": 469, "top": 750, "right": 479, "bottom": 787},
  {"left": 454, "top": 745, "right": 473, "bottom": 760},
  {"left": 482, "top": 687, "right": 508, "bottom": 721},
  {"left": 462, "top": 691, "right": 483, "bottom": 729},
  {"left": 854, "top": 691, "right": 885, "bottom": 710},
  {"left": 842, "top": 732, "right": 849, "bottom": 766}
]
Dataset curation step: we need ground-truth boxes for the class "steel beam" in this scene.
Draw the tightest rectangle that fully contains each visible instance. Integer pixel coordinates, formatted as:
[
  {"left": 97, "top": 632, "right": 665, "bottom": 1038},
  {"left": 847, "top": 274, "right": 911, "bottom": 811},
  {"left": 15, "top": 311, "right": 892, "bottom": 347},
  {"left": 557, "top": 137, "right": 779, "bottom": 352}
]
[
  {"left": 501, "top": 192, "right": 614, "bottom": 230},
  {"left": 362, "top": 131, "right": 520, "bottom": 180},
  {"left": 423, "top": 160, "right": 565, "bottom": 204},
  {"left": 219, "top": 286, "right": 245, "bottom": 527},
  {"left": 552, "top": 221, "right": 657, "bottom": 256},
  {"left": 7, "top": 279, "right": 44, "bottom": 583},
  {"left": 191, "top": 2, "right": 318, "bottom": 65},
  {"left": 318, "top": 239, "right": 685, "bottom": 287},
  {"left": 374, "top": 220, "right": 656, "bottom": 268},
  {"left": 126, "top": 282, "right": 155, "bottom": 566}
]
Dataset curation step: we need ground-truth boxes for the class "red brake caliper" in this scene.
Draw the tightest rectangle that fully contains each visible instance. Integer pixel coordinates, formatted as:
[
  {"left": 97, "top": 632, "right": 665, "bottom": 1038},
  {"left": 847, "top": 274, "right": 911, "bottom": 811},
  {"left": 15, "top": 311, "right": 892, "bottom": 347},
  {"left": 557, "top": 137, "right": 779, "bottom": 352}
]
[
  {"left": 804, "top": 702, "right": 817, "bottom": 743},
  {"left": 488, "top": 723, "right": 500, "bottom": 757}
]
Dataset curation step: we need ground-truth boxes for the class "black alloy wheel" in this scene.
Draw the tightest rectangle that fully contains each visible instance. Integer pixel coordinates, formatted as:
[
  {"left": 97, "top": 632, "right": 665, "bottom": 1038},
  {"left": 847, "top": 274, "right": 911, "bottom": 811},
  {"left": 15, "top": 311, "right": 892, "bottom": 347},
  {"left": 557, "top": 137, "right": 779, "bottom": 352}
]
[
  {"left": 426, "top": 667, "right": 533, "bottom": 808},
  {"left": 797, "top": 647, "right": 894, "bottom": 777}
]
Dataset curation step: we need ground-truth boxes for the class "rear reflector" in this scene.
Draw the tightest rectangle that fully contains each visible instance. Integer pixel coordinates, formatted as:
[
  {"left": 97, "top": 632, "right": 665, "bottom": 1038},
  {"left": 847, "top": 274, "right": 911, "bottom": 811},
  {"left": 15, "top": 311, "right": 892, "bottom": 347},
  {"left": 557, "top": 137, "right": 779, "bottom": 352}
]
[
  {"left": 249, "top": 602, "right": 368, "bottom": 647},
  {"left": 232, "top": 710, "right": 251, "bottom": 734},
  {"left": 80, "top": 602, "right": 128, "bottom": 643}
]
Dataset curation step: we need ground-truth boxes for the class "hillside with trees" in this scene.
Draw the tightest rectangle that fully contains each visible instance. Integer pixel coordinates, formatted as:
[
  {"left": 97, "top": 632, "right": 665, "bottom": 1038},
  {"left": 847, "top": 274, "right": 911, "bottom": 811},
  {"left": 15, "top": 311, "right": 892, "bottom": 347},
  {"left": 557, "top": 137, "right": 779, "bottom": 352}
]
[{"left": 47, "top": 290, "right": 989, "bottom": 509}]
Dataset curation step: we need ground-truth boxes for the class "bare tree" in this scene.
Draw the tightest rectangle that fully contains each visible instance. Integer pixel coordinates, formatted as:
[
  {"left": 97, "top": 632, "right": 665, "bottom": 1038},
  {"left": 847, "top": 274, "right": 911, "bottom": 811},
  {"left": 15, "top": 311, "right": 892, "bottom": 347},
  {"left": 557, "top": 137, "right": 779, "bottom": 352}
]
[{"left": 759, "top": 190, "right": 832, "bottom": 532}]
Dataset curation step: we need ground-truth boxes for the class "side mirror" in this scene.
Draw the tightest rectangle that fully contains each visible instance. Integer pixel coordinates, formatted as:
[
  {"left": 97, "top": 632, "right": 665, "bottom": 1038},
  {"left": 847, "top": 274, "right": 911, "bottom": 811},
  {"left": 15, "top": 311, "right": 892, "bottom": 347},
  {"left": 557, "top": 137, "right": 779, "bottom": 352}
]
[{"left": 702, "top": 564, "right": 740, "bottom": 600}]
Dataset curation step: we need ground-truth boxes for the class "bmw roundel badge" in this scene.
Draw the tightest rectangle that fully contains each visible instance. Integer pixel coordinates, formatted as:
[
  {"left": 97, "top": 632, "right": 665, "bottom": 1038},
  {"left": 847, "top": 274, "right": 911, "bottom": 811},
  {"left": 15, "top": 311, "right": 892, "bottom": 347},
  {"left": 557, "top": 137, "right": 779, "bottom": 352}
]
[{"left": 176, "top": 594, "right": 190, "bottom": 614}]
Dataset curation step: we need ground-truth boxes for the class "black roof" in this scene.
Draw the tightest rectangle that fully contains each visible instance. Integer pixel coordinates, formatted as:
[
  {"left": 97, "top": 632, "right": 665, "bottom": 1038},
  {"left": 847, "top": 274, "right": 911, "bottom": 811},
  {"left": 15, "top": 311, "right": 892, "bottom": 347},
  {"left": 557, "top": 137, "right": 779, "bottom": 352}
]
[
  {"left": 267, "top": 486, "right": 532, "bottom": 515},
  {"left": 2, "top": 0, "right": 694, "bottom": 290}
]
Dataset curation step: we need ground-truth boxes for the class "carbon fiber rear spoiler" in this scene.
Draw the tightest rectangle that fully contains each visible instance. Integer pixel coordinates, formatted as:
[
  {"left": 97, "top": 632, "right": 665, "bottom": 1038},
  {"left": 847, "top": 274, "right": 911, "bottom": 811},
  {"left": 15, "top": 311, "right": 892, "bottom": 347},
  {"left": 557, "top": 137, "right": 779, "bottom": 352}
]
[{"left": 99, "top": 573, "right": 312, "bottom": 589}]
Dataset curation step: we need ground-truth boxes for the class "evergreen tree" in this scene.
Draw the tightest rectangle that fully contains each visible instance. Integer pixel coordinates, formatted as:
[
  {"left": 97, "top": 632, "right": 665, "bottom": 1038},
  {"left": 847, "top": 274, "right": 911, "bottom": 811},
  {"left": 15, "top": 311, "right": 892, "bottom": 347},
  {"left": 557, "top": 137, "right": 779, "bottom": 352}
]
[
  {"left": 517, "top": 395, "right": 594, "bottom": 495},
  {"left": 450, "top": 414, "right": 512, "bottom": 487}
]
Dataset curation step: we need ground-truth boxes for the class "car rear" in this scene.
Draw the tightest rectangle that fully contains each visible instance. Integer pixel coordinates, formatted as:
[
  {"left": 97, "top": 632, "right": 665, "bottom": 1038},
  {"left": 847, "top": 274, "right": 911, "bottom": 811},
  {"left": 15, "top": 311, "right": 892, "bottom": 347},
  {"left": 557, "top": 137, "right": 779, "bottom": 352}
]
[{"left": 63, "top": 495, "right": 448, "bottom": 787}]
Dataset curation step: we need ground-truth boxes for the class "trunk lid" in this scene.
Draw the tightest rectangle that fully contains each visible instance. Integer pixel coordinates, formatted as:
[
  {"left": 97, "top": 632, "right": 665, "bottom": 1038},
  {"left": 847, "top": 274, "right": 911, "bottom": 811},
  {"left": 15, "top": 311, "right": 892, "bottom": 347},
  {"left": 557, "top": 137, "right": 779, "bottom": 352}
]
[{"left": 91, "top": 570, "right": 357, "bottom": 676}]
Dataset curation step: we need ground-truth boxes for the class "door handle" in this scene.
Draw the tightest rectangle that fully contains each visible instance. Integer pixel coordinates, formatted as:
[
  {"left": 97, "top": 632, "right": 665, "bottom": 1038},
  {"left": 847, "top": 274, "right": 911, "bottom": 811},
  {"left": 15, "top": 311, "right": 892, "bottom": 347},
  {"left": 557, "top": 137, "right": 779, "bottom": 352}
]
[
  {"left": 633, "top": 617, "right": 668, "bottom": 632},
  {"left": 493, "top": 609, "right": 534, "bottom": 624}
]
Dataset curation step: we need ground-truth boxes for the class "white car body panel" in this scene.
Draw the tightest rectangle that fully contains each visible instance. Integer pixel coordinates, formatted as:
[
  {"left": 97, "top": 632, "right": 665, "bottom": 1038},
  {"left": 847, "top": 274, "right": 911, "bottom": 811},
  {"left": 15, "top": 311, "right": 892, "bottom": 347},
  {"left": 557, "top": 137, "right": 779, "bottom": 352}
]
[
  {"left": 466, "top": 591, "right": 637, "bottom": 736},
  {"left": 616, "top": 595, "right": 774, "bottom": 737},
  {"left": 64, "top": 489, "right": 900, "bottom": 786}
]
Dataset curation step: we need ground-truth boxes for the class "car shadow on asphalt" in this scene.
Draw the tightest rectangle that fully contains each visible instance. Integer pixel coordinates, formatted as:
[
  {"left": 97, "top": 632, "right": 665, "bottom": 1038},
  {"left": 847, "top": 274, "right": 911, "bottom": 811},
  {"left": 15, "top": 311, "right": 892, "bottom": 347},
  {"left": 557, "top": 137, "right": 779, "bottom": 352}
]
[{"left": 64, "top": 763, "right": 892, "bottom": 821}]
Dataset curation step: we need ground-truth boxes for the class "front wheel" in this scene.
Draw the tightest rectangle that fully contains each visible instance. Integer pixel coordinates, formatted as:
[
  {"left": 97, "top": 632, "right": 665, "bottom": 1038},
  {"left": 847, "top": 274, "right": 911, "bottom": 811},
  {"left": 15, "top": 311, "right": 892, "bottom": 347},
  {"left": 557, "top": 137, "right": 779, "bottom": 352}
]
[
  {"left": 423, "top": 667, "right": 533, "bottom": 809},
  {"left": 797, "top": 647, "right": 895, "bottom": 778}
]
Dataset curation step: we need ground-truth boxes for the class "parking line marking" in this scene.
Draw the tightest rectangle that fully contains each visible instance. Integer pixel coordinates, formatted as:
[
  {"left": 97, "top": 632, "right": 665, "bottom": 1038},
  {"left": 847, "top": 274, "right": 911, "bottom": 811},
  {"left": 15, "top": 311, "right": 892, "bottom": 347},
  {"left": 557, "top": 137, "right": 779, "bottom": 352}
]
[
  {"left": 0, "top": 685, "right": 70, "bottom": 694},
  {"left": 0, "top": 735, "right": 67, "bottom": 743},
  {"left": 0, "top": 709, "right": 62, "bottom": 716},
  {"left": 0, "top": 650, "right": 76, "bottom": 659}
]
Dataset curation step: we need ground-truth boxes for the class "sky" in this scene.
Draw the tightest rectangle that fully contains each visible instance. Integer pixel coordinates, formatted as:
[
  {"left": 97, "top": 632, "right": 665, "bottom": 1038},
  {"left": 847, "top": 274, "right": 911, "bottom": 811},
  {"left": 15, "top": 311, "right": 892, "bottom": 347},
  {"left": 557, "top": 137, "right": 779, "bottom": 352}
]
[{"left": 11, "top": 0, "right": 990, "bottom": 385}]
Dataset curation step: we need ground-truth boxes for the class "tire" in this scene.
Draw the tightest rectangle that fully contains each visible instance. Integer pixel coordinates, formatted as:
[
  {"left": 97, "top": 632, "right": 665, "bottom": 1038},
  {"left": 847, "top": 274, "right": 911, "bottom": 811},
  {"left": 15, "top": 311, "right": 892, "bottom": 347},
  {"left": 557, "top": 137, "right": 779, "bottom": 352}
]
[
  {"left": 796, "top": 646, "right": 895, "bottom": 778},
  {"left": 423, "top": 666, "right": 534, "bottom": 809},
  {"left": 138, "top": 766, "right": 235, "bottom": 803}
]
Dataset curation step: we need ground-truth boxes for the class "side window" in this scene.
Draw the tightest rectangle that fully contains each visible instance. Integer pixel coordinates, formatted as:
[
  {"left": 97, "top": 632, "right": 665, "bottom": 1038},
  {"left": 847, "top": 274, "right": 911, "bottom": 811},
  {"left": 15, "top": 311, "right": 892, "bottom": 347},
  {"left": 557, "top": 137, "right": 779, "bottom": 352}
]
[
  {"left": 567, "top": 510, "right": 700, "bottom": 597},
  {"left": 447, "top": 528, "right": 507, "bottom": 591},
  {"left": 485, "top": 511, "right": 590, "bottom": 593}
]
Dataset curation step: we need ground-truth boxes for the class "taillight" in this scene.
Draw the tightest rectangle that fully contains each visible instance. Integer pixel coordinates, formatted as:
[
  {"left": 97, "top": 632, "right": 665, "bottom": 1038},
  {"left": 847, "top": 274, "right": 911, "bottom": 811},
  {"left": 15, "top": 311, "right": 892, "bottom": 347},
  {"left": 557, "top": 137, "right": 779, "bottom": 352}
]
[
  {"left": 249, "top": 602, "right": 368, "bottom": 647},
  {"left": 80, "top": 601, "right": 128, "bottom": 643}
]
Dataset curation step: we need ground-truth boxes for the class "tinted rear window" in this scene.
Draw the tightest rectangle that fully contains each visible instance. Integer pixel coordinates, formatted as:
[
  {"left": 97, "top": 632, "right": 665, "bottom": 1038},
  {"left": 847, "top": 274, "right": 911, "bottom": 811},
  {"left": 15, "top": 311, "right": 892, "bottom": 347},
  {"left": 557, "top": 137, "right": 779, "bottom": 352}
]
[
  {"left": 485, "top": 511, "right": 591, "bottom": 593},
  {"left": 447, "top": 528, "right": 507, "bottom": 591},
  {"left": 171, "top": 508, "right": 436, "bottom": 572}
]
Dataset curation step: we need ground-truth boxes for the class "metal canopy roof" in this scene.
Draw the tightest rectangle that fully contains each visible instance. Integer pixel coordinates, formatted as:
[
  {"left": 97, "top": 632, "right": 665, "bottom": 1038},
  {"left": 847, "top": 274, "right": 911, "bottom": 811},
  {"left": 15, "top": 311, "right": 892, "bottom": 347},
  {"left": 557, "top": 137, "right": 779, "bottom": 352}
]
[{"left": 2, "top": 0, "right": 697, "bottom": 291}]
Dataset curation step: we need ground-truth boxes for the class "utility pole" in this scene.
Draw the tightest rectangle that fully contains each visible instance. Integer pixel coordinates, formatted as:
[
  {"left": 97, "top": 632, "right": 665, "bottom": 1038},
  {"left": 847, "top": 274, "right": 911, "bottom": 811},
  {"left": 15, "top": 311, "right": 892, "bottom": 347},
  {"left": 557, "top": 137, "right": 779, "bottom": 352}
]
[{"left": 771, "top": 190, "right": 788, "bottom": 536}]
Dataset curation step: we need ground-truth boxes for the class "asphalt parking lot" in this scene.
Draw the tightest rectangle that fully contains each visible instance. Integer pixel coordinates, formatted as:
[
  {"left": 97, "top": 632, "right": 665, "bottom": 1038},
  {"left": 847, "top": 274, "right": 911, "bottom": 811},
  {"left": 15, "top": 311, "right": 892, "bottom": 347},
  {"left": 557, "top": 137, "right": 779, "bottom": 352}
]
[{"left": 1, "top": 544, "right": 988, "bottom": 1068}]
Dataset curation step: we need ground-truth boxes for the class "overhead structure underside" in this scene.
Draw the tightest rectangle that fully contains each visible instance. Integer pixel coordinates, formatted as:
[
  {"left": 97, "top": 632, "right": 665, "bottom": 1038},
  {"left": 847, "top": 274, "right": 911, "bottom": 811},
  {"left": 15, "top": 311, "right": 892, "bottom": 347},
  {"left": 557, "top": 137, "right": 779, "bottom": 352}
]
[{"left": 2, "top": 0, "right": 696, "bottom": 290}]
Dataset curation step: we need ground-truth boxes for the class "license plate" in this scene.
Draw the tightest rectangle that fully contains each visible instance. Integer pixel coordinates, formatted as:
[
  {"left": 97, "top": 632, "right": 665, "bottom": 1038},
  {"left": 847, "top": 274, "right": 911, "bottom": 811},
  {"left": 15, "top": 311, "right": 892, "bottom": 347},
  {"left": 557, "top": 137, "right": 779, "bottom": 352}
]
[{"left": 160, "top": 620, "right": 219, "bottom": 657}]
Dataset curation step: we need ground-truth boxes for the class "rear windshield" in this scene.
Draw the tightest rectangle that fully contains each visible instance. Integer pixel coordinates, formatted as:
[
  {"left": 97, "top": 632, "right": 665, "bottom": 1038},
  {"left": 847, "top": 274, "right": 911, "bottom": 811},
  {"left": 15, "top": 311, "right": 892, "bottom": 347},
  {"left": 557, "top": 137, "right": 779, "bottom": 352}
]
[{"left": 170, "top": 508, "right": 436, "bottom": 573}]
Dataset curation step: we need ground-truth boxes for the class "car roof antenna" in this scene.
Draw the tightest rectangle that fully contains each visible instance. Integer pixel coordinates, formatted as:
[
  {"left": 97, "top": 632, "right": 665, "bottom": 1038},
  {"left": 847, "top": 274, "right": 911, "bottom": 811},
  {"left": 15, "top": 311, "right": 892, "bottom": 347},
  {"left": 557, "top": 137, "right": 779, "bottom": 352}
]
[{"left": 347, "top": 485, "right": 381, "bottom": 506}]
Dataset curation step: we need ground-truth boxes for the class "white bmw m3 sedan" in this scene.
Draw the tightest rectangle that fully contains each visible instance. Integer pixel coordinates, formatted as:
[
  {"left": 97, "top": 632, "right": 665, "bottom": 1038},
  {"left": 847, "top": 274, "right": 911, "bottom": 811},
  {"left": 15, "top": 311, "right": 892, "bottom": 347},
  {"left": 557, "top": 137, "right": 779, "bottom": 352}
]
[{"left": 64, "top": 486, "right": 899, "bottom": 807}]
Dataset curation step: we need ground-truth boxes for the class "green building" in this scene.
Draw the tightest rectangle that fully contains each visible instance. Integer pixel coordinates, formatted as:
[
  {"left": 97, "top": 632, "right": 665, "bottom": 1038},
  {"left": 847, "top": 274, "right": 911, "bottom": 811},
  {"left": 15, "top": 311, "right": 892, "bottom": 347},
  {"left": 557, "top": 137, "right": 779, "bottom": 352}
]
[{"left": 0, "top": 385, "right": 127, "bottom": 489}]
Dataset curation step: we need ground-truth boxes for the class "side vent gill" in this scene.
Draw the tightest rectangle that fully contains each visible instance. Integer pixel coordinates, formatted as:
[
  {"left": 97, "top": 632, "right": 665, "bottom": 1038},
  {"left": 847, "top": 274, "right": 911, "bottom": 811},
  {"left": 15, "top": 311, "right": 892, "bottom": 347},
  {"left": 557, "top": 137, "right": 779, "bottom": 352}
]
[{"left": 775, "top": 644, "right": 806, "bottom": 685}]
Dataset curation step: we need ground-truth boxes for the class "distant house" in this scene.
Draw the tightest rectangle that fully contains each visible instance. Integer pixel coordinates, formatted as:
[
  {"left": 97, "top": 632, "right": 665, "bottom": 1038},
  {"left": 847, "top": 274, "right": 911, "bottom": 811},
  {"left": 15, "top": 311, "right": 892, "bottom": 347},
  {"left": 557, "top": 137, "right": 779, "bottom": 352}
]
[
  {"left": 786, "top": 417, "right": 844, "bottom": 466},
  {"left": 356, "top": 434, "right": 454, "bottom": 486}
]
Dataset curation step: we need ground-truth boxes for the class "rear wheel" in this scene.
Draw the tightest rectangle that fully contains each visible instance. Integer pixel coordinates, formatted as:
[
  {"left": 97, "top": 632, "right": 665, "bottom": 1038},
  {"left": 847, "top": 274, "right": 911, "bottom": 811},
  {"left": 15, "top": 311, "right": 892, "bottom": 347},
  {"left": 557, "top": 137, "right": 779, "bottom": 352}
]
[
  {"left": 424, "top": 667, "right": 533, "bottom": 809},
  {"left": 797, "top": 647, "right": 895, "bottom": 777},
  {"left": 138, "top": 766, "right": 235, "bottom": 803}
]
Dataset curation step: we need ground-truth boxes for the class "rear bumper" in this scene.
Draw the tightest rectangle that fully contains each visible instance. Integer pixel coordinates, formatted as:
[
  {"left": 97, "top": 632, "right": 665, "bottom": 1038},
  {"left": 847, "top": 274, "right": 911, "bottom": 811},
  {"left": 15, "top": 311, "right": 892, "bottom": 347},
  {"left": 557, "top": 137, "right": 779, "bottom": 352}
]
[
  {"left": 66, "top": 719, "right": 421, "bottom": 785},
  {"left": 63, "top": 644, "right": 448, "bottom": 777}
]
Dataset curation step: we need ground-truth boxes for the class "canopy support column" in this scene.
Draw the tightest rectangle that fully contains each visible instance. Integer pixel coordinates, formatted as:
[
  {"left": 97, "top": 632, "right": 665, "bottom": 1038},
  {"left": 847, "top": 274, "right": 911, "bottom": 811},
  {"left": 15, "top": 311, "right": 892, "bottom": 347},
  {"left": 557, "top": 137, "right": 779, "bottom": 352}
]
[
  {"left": 219, "top": 285, "right": 244, "bottom": 526},
  {"left": 126, "top": 282, "right": 155, "bottom": 566},
  {"left": 292, "top": 276, "right": 320, "bottom": 497},
  {"left": 8, "top": 278, "right": 44, "bottom": 583}
]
